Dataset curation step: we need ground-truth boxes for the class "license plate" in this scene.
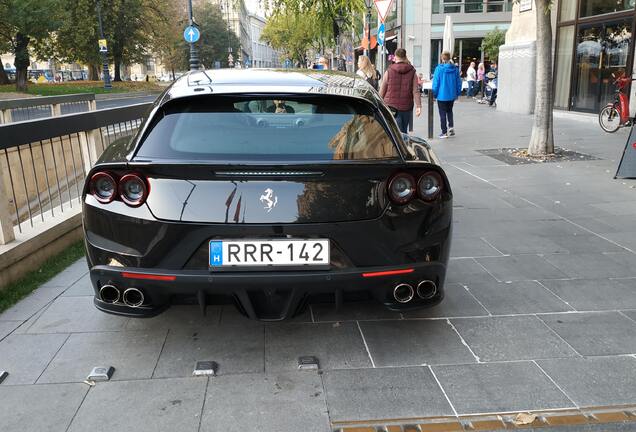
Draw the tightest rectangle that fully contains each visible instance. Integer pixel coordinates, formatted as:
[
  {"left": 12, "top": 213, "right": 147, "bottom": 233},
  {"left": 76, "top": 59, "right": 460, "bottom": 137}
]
[{"left": 209, "top": 239, "right": 330, "bottom": 268}]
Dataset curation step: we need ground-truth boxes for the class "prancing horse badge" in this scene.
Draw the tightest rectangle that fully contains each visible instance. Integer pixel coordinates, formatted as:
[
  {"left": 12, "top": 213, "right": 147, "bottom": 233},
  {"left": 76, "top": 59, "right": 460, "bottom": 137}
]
[{"left": 259, "top": 188, "right": 278, "bottom": 212}]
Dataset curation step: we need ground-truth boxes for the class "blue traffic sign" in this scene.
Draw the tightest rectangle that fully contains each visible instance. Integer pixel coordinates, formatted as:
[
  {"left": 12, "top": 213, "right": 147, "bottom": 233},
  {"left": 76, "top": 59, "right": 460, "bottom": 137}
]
[
  {"left": 377, "top": 23, "right": 386, "bottom": 46},
  {"left": 183, "top": 26, "right": 200, "bottom": 43}
]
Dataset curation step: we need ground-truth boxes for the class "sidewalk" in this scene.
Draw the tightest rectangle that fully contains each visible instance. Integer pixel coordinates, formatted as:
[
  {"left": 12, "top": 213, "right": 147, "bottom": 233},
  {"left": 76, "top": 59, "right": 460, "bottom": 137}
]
[{"left": 0, "top": 102, "right": 635, "bottom": 432}]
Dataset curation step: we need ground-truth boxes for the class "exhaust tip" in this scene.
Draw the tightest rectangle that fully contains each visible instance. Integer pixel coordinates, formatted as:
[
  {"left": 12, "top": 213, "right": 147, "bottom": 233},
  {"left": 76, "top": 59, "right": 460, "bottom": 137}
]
[
  {"left": 393, "top": 283, "right": 414, "bottom": 303},
  {"left": 417, "top": 280, "right": 438, "bottom": 300},
  {"left": 122, "top": 288, "right": 144, "bottom": 307},
  {"left": 99, "top": 285, "right": 120, "bottom": 304}
]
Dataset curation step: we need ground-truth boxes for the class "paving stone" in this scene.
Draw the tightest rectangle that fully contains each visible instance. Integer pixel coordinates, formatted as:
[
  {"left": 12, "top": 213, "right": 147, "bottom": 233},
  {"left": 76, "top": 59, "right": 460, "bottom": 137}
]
[
  {"left": 432, "top": 362, "right": 573, "bottom": 415},
  {"left": 539, "top": 312, "right": 636, "bottom": 356},
  {"left": 0, "top": 286, "right": 66, "bottom": 321},
  {"left": 27, "top": 296, "right": 129, "bottom": 333},
  {"left": 125, "top": 305, "right": 222, "bottom": 331},
  {"left": 323, "top": 367, "right": 454, "bottom": 421},
  {"left": 549, "top": 234, "right": 625, "bottom": 253},
  {"left": 599, "top": 231, "right": 636, "bottom": 250},
  {"left": 68, "top": 378, "right": 206, "bottom": 432},
  {"left": 543, "top": 253, "right": 636, "bottom": 279},
  {"left": 153, "top": 325, "right": 264, "bottom": 378},
  {"left": 451, "top": 316, "right": 577, "bottom": 362},
  {"left": 591, "top": 201, "right": 636, "bottom": 216},
  {"left": 446, "top": 258, "right": 498, "bottom": 285},
  {"left": 538, "top": 356, "right": 636, "bottom": 407},
  {"left": 476, "top": 255, "right": 568, "bottom": 282},
  {"left": 40, "top": 258, "right": 88, "bottom": 288},
  {"left": 265, "top": 322, "right": 371, "bottom": 372},
  {"left": 466, "top": 280, "right": 572, "bottom": 315},
  {"left": 481, "top": 234, "right": 566, "bottom": 255},
  {"left": 623, "top": 310, "right": 636, "bottom": 323},
  {"left": 0, "top": 320, "right": 21, "bottom": 340},
  {"left": 311, "top": 300, "right": 401, "bottom": 322},
  {"left": 38, "top": 330, "right": 167, "bottom": 383},
  {"left": 0, "top": 383, "right": 88, "bottom": 432},
  {"left": 200, "top": 372, "right": 329, "bottom": 432},
  {"left": 540, "top": 278, "right": 636, "bottom": 311},
  {"left": 0, "top": 333, "right": 68, "bottom": 384},
  {"left": 61, "top": 273, "right": 94, "bottom": 297},
  {"left": 358, "top": 319, "right": 476, "bottom": 366},
  {"left": 402, "top": 283, "right": 489, "bottom": 318},
  {"left": 450, "top": 236, "right": 503, "bottom": 258}
]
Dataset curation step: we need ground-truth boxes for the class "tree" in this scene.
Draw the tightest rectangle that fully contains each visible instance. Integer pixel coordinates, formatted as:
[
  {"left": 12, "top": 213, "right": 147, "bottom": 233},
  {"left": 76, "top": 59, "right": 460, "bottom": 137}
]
[
  {"left": 481, "top": 28, "right": 506, "bottom": 61},
  {"left": 194, "top": 2, "right": 241, "bottom": 69},
  {"left": 0, "top": 0, "right": 11, "bottom": 84},
  {"left": 527, "top": 0, "right": 554, "bottom": 156},
  {"left": 0, "top": 0, "right": 62, "bottom": 91},
  {"left": 261, "top": 10, "right": 323, "bottom": 65}
]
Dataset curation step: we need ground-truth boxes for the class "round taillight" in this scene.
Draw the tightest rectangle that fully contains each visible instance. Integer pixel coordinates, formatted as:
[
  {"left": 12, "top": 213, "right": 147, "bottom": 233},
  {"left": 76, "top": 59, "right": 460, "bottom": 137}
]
[
  {"left": 118, "top": 174, "right": 148, "bottom": 207},
  {"left": 90, "top": 172, "right": 116, "bottom": 203},
  {"left": 417, "top": 171, "right": 443, "bottom": 201},
  {"left": 388, "top": 173, "right": 416, "bottom": 204}
]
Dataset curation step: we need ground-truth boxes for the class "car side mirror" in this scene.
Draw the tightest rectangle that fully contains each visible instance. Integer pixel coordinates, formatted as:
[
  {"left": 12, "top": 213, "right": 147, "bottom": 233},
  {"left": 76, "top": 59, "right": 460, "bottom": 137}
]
[{"left": 402, "top": 133, "right": 431, "bottom": 161}]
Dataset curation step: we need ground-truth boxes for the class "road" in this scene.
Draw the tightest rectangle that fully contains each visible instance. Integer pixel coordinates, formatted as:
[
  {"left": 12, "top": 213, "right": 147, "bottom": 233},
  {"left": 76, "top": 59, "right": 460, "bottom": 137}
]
[{"left": 94, "top": 94, "right": 158, "bottom": 110}]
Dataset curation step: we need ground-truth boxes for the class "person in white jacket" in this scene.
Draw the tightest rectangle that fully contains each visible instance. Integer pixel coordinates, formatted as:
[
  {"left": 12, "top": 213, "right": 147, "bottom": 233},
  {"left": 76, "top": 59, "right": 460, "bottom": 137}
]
[{"left": 466, "top": 62, "right": 477, "bottom": 98}]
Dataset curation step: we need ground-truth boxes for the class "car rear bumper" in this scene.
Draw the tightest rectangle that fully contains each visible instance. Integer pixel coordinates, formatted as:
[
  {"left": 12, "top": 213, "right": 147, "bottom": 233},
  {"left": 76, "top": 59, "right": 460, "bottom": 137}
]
[{"left": 90, "top": 261, "right": 447, "bottom": 320}]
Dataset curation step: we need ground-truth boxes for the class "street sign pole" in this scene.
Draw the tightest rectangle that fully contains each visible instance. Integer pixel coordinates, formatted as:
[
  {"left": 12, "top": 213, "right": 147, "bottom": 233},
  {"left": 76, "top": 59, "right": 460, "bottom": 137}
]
[
  {"left": 96, "top": 0, "right": 111, "bottom": 90},
  {"left": 187, "top": 0, "right": 201, "bottom": 71}
]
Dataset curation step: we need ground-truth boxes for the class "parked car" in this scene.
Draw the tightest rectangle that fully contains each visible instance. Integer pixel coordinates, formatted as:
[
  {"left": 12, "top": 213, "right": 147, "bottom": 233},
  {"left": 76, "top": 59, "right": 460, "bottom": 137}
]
[{"left": 82, "top": 69, "right": 453, "bottom": 320}]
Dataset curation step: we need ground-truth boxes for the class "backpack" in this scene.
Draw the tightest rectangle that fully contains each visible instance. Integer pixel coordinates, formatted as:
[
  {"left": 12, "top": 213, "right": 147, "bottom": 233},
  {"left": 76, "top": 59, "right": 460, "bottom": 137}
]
[{"left": 366, "top": 70, "right": 381, "bottom": 90}]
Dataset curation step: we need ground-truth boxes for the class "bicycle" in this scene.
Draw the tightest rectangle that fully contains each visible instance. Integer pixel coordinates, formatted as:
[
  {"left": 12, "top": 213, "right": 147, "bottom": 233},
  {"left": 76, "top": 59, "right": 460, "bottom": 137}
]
[{"left": 599, "top": 73, "right": 636, "bottom": 133}]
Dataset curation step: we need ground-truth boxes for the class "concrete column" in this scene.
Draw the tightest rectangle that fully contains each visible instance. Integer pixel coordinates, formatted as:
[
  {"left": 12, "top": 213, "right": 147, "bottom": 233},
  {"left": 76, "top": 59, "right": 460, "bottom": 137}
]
[
  {"left": 79, "top": 129, "right": 104, "bottom": 173},
  {"left": 0, "top": 175, "right": 16, "bottom": 245},
  {"left": 88, "top": 100, "right": 97, "bottom": 111},
  {"left": 0, "top": 109, "right": 13, "bottom": 124},
  {"left": 50, "top": 103, "right": 62, "bottom": 117}
]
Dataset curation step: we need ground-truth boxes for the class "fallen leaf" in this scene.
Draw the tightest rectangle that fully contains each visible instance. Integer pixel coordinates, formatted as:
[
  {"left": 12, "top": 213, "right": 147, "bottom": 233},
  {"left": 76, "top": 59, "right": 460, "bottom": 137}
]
[
  {"left": 513, "top": 413, "right": 537, "bottom": 425},
  {"left": 83, "top": 380, "right": 96, "bottom": 387}
]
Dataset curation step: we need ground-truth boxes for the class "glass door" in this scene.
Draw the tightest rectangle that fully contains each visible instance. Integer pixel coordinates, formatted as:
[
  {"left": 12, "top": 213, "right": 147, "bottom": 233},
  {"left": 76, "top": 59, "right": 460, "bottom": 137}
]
[{"left": 572, "top": 19, "right": 632, "bottom": 112}]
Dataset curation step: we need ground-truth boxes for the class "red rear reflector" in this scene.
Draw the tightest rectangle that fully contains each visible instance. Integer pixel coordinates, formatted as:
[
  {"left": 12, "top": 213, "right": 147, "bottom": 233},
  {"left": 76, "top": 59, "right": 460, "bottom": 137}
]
[
  {"left": 362, "top": 268, "right": 415, "bottom": 278},
  {"left": 632, "top": 142, "right": 636, "bottom": 149},
  {"left": 121, "top": 272, "right": 176, "bottom": 281}
]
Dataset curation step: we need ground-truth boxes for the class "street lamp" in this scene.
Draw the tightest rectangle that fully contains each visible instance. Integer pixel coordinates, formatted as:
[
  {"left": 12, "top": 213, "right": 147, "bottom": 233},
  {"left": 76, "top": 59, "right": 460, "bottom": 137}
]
[
  {"left": 334, "top": 15, "right": 345, "bottom": 71},
  {"left": 95, "top": 0, "right": 112, "bottom": 89},
  {"left": 187, "top": 0, "right": 200, "bottom": 70},
  {"left": 364, "top": 0, "right": 373, "bottom": 58}
]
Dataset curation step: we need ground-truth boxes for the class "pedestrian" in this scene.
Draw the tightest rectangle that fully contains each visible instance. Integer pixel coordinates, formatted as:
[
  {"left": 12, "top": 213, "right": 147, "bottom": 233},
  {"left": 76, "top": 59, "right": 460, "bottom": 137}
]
[
  {"left": 486, "top": 61, "right": 498, "bottom": 107},
  {"left": 477, "top": 62, "right": 485, "bottom": 99},
  {"left": 466, "top": 61, "right": 477, "bottom": 98},
  {"left": 379, "top": 48, "right": 421, "bottom": 134},
  {"left": 432, "top": 50, "right": 462, "bottom": 139},
  {"left": 356, "top": 55, "right": 381, "bottom": 91},
  {"left": 417, "top": 73, "right": 425, "bottom": 93}
]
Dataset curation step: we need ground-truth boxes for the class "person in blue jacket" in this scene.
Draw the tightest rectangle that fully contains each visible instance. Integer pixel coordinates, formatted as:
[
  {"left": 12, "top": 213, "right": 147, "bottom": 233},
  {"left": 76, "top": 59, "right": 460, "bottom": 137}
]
[{"left": 432, "top": 51, "right": 463, "bottom": 139}]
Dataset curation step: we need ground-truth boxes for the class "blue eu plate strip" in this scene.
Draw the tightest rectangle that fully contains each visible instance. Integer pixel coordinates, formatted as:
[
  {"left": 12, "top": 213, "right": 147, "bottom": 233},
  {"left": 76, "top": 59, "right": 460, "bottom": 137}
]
[{"left": 209, "top": 241, "right": 223, "bottom": 266}]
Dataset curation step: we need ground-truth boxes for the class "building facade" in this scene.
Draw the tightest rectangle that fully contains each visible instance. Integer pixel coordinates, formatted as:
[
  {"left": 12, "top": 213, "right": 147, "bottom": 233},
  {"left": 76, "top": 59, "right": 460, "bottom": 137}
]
[
  {"left": 248, "top": 14, "right": 281, "bottom": 68},
  {"left": 209, "top": 0, "right": 252, "bottom": 67}
]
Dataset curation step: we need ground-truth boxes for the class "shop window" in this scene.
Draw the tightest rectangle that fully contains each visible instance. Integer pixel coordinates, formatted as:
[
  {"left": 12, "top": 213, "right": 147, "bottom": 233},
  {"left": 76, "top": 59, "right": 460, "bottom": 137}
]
[
  {"left": 443, "top": 0, "right": 462, "bottom": 14},
  {"left": 579, "top": 0, "right": 635, "bottom": 18},
  {"left": 413, "top": 45, "right": 422, "bottom": 68},
  {"left": 559, "top": 0, "right": 577, "bottom": 21},
  {"left": 466, "top": 0, "right": 483, "bottom": 13},
  {"left": 554, "top": 25, "right": 575, "bottom": 108}
]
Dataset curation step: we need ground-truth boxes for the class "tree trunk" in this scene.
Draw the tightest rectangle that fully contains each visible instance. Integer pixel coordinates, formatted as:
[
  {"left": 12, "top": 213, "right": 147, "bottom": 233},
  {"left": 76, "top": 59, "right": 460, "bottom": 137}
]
[
  {"left": 528, "top": 0, "right": 554, "bottom": 156},
  {"left": 14, "top": 32, "right": 31, "bottom": 92},
  {"left": 88, "top": 64, "right": 100, "bottom": 81},
  {"left": 113, "top": 54, "right": 122, "bottom": 81},
  {"left": 0, "top": 64, "right": 9, "bottom": 84}
]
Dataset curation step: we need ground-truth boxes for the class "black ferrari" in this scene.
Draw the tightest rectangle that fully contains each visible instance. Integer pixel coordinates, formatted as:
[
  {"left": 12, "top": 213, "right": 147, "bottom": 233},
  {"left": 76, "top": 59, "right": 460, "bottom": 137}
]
[{"left": 82, "top": 69, "right": 452, "bottom": 320}]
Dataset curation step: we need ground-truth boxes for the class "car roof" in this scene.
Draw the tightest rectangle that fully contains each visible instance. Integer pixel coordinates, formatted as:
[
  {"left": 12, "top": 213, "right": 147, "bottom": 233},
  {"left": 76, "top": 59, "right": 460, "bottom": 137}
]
[{"left": 158, "top": 69, "right": 379, "bottom": 105}]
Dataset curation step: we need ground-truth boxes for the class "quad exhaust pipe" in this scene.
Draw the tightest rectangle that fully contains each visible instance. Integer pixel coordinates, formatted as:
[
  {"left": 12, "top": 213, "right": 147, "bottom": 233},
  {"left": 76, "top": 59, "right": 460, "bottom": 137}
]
[
  {"left": 393, "top": 283, "right": 414, "bottom": 303},
  {"left": 416, "top": 280, "right": 437, "bottom": 300},
  {"left": 99, "top": 285, "right": 120, "bottom": 304},
  {"left": 393, "top": 280, "right": 438, "bottom": 304},
  {"left": 123, "top": 288, "right": 145, "bottom": 307}
]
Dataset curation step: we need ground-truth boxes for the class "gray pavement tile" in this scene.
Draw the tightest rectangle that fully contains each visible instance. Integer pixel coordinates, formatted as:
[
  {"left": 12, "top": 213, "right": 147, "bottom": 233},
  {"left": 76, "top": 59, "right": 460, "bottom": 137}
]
[
  {"left": 466, "top": 280, "right": 572, "bottom": 315},
  {"left": 125, "top": 305, "right": 221, "bottom": 330},
  {"left": 0, "top": 383, "right": 88, "bottom": 432},
  {"left": 40, "top": 258, "right": 88, "bottom": 288},
  {"left": 153, "top": 325, "right": 264, "bottom": 378},
  {"left": 451, "top": 316, "right": 577, "bottom": 362},
  {"left": 401, "top": 283, "right": 490, "bottom": 318},
  {"left": 591, "top": 201, "right": 636, "bottom": 216},
  {"left": 450, "top": 236, "right": 503, "bottom": 258},
  {"left": 476, "top": 255, "right": 569, "bottom": 282},
  {"left": 68, "top": 378, "right": 206, "bottom": 432},
  {"left": 604, "top": 252, "right": 636, "bottom": 271},
  {"left": 61, "top": 273, "right": 94, "bottom": 297},
  {"left": 540, "top": 278, "right": 636, "bottom": 311},
  {"left": 38, "top": 330, "right": 167, "bottom": 383},
  {"left": 0, "top": 286, "right": 66, "bottom": 321},
  {"left": 481, "top": 234, "right": 566, "bottom": 255},
  {"left": 265, "top": 322, "right": 371, "bottom": 372},
  {"left": 446, "top": 258, "right": 498, "bottom": 285},
  {"left": 600, "top": 231, "right": 636, "bottom": 250},
  {"left": 623, "top": 310, "right": 636, "bottom": 323},
  {"left": 27, "top": 296, "right": 129, "bottom": 333},
  {"left": 550, "top": 234, "right": 626, "bottom": 253},
  {"left": 0, "top": 320, "right": 21, "bottom": 340},
  {"left": 323, "top": 367, "right": 454, "bottom": 421},
  {"left": 539, "top": 312, "right": 636, "bottom": 356},
  {"left": 311, "top": 300, "right": 401, "bottom": 322},
  {"left": 200, "top": 372, "right": 329, "bottom": 432},
  {"left": 0, "top": 333, "right": 68, "bottom": 384},
  {"left": 432, "top": 362, "right": 573, "bottom": 415},
  {"left": 359, "top": 319, "right": 476, "bottom": 366},
  {"left": 542, "top": 253, "right": 636, "bottom": 279},
  {"left": 538, "top": 356, "right": 636, "bottom": 407}
]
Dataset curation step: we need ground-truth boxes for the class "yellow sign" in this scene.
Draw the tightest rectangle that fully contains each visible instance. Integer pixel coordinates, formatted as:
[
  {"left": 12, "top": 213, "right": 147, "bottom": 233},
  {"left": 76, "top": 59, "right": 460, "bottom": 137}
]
[{"left": 98, "top": 39, "right": 108, "bottom": 52}]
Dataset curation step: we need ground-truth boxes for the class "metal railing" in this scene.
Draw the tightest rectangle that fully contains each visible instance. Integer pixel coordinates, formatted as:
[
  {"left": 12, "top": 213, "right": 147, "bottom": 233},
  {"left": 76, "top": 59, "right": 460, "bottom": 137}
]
[
  {"left": 0, "top": 93, "right": 97, "bottom": 124},
  {"left": 0, "top": 103, "right": 152, "bottom": 245}
]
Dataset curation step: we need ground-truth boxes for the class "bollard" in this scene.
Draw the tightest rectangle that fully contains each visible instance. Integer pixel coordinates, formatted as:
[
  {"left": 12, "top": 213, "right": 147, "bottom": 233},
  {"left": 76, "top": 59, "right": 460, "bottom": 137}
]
[
  {"left": 427, "top": 91, "right": 434, "bottom": 139},
  {"left": 50, "top": 103, "right": 62, "bottom": 117}
]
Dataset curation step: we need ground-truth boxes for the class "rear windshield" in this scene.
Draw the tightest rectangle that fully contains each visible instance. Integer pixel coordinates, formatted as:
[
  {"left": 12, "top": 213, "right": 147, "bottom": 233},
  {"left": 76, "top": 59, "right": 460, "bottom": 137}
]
[{"left": 135, "top": 96, "right": 398, "bottom": 162}]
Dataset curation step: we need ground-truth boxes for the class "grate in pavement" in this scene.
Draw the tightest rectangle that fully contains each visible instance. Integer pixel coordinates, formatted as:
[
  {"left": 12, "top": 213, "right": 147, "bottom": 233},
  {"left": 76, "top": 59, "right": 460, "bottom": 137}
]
[{"left": 477, "top": 148, "right": 600, "bottom": 165}]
